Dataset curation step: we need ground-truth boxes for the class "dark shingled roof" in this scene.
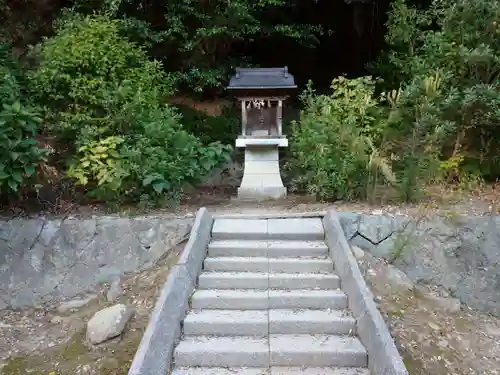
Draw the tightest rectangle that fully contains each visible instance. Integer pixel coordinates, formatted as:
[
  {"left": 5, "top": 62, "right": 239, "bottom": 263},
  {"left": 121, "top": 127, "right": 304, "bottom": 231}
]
[{"left": 227, "top": 67, "right": 297, "bottom": 89}]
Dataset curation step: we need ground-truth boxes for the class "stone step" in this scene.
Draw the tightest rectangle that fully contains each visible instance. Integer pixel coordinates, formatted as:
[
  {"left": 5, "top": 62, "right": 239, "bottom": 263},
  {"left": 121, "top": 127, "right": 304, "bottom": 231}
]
[
  {"left": 208, "top": 240, "right": 268, "bottom": 257},
  {"left": 198, "top": 272, "right": 268, "bottom": 290},
  {"left": 191, "top": 290, "right": 348, "bottom": 310},
  {"left": 203, "top": 257, "right": 332, "bottom": 274},
  {"left": 207, "top": 240, "right": 328, "bottom": 258},
  {"left": 267, "top": 241, "right": 329, "bottom": 257},
  {"left": 269, "top": 334, "right": 367, "bottom": 367},
  {"left": 270, "top": 367, "right": 370, "bottom": 375},
  {"left": 183, "top": 310, "right": 268, "bottom": 336},
  {"left": 269, "top": 273, "right": 340, "bottom": 289},
  {"left": 172, "top": 368, "right": 370, "bottom": 375},
  {"left": 174, "top": 336, "right": 269, "bottom": 367},
  {"left": 269, "top": 290, "right": 347, "bottom": 309},
  {"left": 269, "top": 258, "right": 333, "bottom": 274},
  {"left": 197, "top": 272, "right": 341, "bottom": 290},
  {"left": 172, "top": 369, "right": 269, "bottom": 375},
  {"left": 191, "top": 290, "right": 268, "bottom": 310},
  {"left": 211, "top": 219, "right": 266, "bottom": 240},
  {"left": 211, "top": 218, "right": 324, "bottom": 241},
  {"left": 267, "top": 218, "right": 324, "bottom": 241},
  {"left": 204, "top": 257, "right": 268, "bottom": 273},
  {"left": 269, "top": 309, "right": 356, "bottom": 335}
]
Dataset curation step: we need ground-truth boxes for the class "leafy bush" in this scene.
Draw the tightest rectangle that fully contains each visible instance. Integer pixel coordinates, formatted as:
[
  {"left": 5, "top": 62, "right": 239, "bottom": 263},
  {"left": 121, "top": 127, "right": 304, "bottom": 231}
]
[
  {"left": 30, "top": 15, "right": 231, "bottom": 204},
  {"left": 120, "top": 107, "right": 231, "bottom": 198},
  {"left": 0, "top": 45, "right": 46, "bottom": 196},
  {"left": 0, "top": 101, "right": 46, "bottom": 195},
  {"left": 173, "top": 103, "right": 239, "bottom": 145},
  {"left": 287, "top": 77, "right": 389, "bottom": 201},
  {"left": 29, "top": 14, "right": 170, "bottom": 144},
  {"left": 287, "top": 75, "right": 446, "bottom": 202},
  {"left": 373, "top": 0, "right": 500, "bottom": 182},
  {"left": 68, "top": 106, "right": 231, "bottom": 201},
  {"left": 377, "top": 79, "right": 445, "bottom": 201}
]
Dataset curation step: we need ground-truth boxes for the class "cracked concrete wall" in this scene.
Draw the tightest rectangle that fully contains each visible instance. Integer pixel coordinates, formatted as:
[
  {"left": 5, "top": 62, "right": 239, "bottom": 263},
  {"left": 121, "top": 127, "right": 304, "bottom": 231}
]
[
  {"left": 0, "top": 215, "right": 194, "bottom": 310},
  {"left": 339, "top": 213, "right": 500, "bottom": 316}
]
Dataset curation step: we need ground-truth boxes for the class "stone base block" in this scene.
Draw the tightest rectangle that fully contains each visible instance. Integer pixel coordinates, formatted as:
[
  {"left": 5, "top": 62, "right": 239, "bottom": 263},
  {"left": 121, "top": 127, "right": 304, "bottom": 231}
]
[
  {"left": 236, "top": 145, "right": 287, "bottom": 201},
  {"left": 237, "top": 186, "right": 287, "bottom": 201}
]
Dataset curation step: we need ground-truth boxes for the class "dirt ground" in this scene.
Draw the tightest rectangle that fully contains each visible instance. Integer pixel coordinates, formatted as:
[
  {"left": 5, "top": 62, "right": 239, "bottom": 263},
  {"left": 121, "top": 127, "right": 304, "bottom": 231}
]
[
  {"left": 1, "top": 189, "right": 500, "bottom": 374},
  {"left": 381, "top": 291, "right": 500, "bottom": 375},
  {"left": 0, "top": 246, "right": 182, "bottom": 375},
  {"left": 358, "top": 251, "right": 500, "bottom": 375},
  {"left": 4, "top": 183, "right": 500, "bottom": 220}
]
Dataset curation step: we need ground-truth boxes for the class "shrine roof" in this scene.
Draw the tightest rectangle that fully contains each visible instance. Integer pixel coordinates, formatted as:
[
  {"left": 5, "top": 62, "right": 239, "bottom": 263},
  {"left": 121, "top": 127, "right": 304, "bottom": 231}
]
[{"left": 227, "top": 67, "right": 297, "bottom": 90}]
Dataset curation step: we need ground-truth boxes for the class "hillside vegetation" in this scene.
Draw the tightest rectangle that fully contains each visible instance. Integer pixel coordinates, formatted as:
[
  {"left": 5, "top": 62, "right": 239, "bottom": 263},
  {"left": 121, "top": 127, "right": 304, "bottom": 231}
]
[{"left": 0, "top": 0, "right": 499, "bottom": 209}]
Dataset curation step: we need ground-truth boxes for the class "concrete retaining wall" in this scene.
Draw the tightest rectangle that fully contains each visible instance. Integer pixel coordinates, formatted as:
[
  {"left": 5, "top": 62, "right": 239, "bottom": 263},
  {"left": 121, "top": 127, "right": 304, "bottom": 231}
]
[
  {"left": 0, "top": 215, "right": 194, "bottom": 310},
  {"left": 339, "top": 212, "right": 500, "bottom": 316}
]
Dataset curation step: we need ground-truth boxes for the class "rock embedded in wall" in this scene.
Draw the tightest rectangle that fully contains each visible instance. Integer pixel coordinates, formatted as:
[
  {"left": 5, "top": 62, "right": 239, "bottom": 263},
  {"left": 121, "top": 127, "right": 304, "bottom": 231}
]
[
  {"left": 341, "top": 213, "right": 412, "bottom": 259},
  {"left": 339, "top": 212, "right": 500, "bottom": 316},
  {"left": 0, "top": 215, "right": 193, "bottom": 310}
]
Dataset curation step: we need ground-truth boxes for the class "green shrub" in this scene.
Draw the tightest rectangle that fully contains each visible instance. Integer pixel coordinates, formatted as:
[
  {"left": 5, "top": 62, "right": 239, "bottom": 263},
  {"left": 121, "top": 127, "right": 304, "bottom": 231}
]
[
  {"left": 378, "top": 80, "right": 445, "bottom": 201},
  {"left": 68, "top": 105, "right": 231, "bottom": 201},
  {"left": 173, "top": 103, "right": 239, "bottom": 145},
  {"left": 0, "top": 45, "right": 46, "bottom": 196},
  {"left": 287, "top": 75, "right": 443, "bottom": 203},
  {"left": 0, "top": 101, "right": 46, "bottom": 195},
  {"left": 30, "top": 14, "right": 231, "bottom": 204},
  {"left": 374, "top": 0, "right": 500, "bottom": 182},
  {"left": 29, "top": 14, "right": 170, "bottom": 144},
  {"left": 120, "top": 106, "right": 232, "bottom": 199},
  {"left": 287, "top": 77, "right": 384, "bottom": 201}
]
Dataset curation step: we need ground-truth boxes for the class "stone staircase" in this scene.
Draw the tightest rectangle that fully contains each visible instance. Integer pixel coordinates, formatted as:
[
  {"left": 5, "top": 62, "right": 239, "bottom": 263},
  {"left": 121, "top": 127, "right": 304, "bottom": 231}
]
[{"left": 171, "top": 217, "right": 370, "bottom": 375}]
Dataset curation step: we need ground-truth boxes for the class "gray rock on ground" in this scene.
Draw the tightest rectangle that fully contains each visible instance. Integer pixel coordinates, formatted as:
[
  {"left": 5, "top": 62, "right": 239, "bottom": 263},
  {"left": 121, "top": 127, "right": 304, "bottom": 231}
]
[
  {"left": 106, "top": 279, "right": 123, "bottom": 302},
  {"left": 352, "top": 244, "right": 414, "bottom": 292},
  {"left": 87, "top": 304, "right": 134, "bottom": 344},
  {"left": 57, "top": 295, "right": 98, "bottom": 313},
  {"left": 385, "top": 264, "right": 414, "bottom": 291},
  {"left": 351, "top": 245, "right": 366, "bottom": 260}
]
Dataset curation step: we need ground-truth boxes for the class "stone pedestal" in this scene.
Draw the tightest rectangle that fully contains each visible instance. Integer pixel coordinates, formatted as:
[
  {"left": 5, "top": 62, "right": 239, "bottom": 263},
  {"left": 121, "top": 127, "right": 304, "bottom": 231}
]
[{"left": 236, "top": 138, "right": 287, "bottom": 201}]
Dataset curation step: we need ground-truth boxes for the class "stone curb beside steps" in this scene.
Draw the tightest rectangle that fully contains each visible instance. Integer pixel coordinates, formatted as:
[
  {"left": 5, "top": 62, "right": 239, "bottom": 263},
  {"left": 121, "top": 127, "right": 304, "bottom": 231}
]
[
  {"left": 128, "top": 208, "right": 408, "bottom": 375},
  {"left": 323, "top": 211, "right": 408, "bottom": 375},
  {"left": 128, "top": 207, "right": 214, "bottom": 375}
]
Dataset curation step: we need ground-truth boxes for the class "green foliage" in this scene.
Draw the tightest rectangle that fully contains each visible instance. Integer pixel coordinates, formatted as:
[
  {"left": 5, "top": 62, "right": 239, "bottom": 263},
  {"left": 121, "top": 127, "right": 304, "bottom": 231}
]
[
  {"left": 67, "top": 106, "right": 232, "bottom": 202},
  {"left": 379, "top": 78, "right": 445, "bottom": 201},
  {"left": 373, "top": 0, "right": 500, "bottom": 182},
  {"left": 61, "top": 0, "right": 323, "bottom": 94},
  {"left": 287, "top": 77, "right": 380, "bottom": 201},
  {"left": 120, "top": 107, "right": 232, "bottom": 200},
  {"left": 158, "top": 0, "right": 322, "bottom": 93},
  {"left": 29, "top": 14, "right": 171, "bottom": 142},
  {"left": 288, "top": 74, "right": 448, "bottom": 203},
  {"left": 0, "top": 101, "right": 46, "bottom": 194},
  {"left": 30, "top": 15, "right": 231, "bottom": 204},
  {"left": 67, "top": 136, "right": 125, "bottom": 189},
  {"left": 173, "top": 104, "right": 239, "bottom": 145},
  {"left": 0, "top": 44, "right": 22, "bottom": 103},
  {"left": 0, "top": 44, "right": 46, "bottom": 196}
]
